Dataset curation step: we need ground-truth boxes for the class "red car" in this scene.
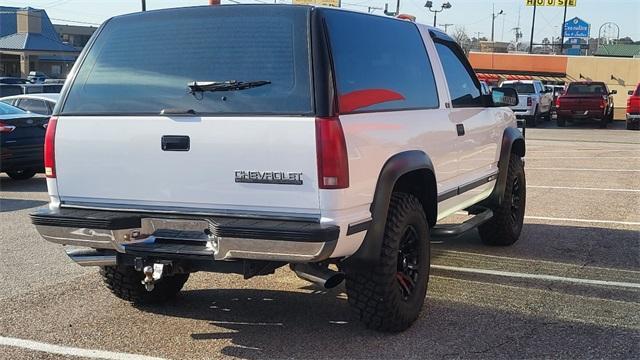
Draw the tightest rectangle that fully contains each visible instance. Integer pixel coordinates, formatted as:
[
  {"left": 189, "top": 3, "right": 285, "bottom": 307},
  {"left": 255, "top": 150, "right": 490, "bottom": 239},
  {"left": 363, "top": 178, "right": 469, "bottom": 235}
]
[
  {"left": 556, "top": 81, "right": 616, "bottom": 128},
  {"left": 627, "top": 83, "right": 640, "bottom": 130}
]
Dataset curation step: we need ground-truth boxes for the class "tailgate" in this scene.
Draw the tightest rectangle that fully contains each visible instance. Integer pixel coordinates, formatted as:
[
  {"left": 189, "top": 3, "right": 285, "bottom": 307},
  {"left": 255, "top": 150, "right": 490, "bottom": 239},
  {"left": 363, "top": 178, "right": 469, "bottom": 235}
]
[{"left": 55, "top": 116, "right": 320, "bottom": 215}]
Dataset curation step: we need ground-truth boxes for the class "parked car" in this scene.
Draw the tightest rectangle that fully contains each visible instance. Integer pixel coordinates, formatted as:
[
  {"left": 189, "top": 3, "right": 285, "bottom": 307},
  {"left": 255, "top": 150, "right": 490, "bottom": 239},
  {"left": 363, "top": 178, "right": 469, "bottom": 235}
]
[
  {"left": 555, "top": 81, "right": 616, "bottom": 128},
  {"left": 0, "top": 84, "right": 24, "bottom": 97},
  {"left": 30, "top": 5, "right": 525, "bottom": 332},
  {"left": 545, "top": 84, "right": 565, "bottom": 105},
  {"left": 0, "top": 102, "right": 49, "bottom": 180},
  {"left": 500, "top": 80, "right": 553, "bottom": 127},
  {"left": 27, "top": 71, "right": 47, "bottom": 84},
  {"left": 0, "top": 93, "right": 60, "bottom": 115},
  {"left": 0, "top": 77, "right": 29, "bottom": 85},
  {"left": 627, "top": 83, "right": 640, "bottom": 130}
]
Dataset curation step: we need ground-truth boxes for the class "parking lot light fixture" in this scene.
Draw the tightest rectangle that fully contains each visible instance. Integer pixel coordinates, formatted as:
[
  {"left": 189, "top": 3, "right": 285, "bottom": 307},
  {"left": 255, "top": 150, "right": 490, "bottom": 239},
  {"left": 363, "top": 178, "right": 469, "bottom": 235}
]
[{"left": 425, "top": 1, "right": 452, "bottom": 27}]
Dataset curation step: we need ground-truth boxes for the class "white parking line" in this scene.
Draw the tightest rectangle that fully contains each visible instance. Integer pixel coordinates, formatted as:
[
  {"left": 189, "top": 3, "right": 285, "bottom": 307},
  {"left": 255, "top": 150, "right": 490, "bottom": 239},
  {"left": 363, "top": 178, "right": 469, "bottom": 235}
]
[
  {"left": 0, "top": 336, "right": 166, "bottom": 360},
  {"left": 525, "top": 215, "right": 640, "bottom": 226},
  {"left": 527, "top": 168, "right": 640, "bottom": 172},
  {"left": 526, "top": 156, "right": 638, "bottom": 159},
  {"left": 431, "top": 265, "right": 640, "bottom": 289},
  {"left": 529, "top": 185, "right": 640, "bottom": 192}
]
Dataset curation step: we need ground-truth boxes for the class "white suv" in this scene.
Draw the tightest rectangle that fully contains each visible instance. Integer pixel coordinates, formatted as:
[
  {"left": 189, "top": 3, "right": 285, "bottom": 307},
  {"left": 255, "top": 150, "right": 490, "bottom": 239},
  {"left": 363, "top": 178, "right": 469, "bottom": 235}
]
[{"left": 32, "top": 5, "right": 525, "bottom": 332}]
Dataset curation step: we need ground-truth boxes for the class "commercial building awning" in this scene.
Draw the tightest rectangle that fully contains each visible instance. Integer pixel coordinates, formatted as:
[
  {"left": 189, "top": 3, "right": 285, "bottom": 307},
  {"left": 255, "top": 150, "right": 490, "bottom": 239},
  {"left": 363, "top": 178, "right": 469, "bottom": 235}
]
[{"left": 476, "top": 72, "right": 576, "bottom": 84}]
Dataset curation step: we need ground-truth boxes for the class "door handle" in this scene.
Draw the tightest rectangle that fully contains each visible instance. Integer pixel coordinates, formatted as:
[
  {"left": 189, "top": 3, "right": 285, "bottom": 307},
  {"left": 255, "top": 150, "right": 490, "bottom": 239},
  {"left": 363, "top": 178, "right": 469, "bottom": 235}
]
[
  {"left": 456, "top": 124, "right": 465, "bottom": 136},
  {"left": 161, "top": 135, "right": 190, "bottom": 151}
]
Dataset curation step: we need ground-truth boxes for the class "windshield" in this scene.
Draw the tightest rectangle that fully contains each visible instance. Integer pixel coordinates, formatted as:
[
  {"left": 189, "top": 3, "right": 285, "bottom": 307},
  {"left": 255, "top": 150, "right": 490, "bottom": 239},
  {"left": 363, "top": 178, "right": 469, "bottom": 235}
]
[
  {"left": 61, "top": 6, "right": 313, "bottom": 116},
  {"left": 501, "top": 83, "right": 535, "bottom": 94},
  {"left": 567, "top": 83, "right": 607, "bottom": 95}
]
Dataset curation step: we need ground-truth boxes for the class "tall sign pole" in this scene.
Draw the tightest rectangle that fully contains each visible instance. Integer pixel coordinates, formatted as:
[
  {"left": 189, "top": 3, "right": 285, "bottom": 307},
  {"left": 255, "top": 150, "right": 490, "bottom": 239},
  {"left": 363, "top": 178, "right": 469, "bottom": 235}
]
[
  {"left": 528, "top": 1, "right": 537, "bottom": 54},
  {"left": 559, "top": 0, "right": 569, "bottom": 54}
]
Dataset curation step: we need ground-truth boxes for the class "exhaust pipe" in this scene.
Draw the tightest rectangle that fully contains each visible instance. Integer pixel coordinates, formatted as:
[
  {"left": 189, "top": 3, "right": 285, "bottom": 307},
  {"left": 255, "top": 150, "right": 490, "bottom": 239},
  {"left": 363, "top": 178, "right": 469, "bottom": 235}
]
[{"left": 290, "top": 263, "right": 345, "bottom": 289}]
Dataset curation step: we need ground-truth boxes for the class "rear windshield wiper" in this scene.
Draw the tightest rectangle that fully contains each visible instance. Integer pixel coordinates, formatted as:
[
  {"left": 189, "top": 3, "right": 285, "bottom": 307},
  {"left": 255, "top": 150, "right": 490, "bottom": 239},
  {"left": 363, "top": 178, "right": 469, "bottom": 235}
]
[{"left": 188, "top": 80, "right": 271, "bottom": 93}]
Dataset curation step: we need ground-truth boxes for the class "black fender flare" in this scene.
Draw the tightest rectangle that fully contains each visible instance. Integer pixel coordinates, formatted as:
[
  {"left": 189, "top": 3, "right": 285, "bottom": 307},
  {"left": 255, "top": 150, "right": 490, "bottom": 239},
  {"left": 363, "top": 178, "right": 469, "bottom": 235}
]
[
  {"left": 485, "top": 127, "right": 525, "bottom": 207},
  {"left": 346, "top": 150, "right": 436, "bottom": 268}
]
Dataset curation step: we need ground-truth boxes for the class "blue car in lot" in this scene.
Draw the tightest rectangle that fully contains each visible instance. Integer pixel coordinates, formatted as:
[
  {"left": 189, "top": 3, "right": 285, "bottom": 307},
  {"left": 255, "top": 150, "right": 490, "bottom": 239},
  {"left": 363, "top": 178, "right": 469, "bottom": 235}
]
[{"left": 0, "top": 102, "right": 50, "bottom": 180}]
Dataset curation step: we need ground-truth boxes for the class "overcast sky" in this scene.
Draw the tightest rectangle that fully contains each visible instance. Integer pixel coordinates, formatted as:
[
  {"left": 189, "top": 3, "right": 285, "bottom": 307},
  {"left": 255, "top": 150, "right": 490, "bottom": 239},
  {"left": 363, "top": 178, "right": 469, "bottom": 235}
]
[{"left": 3, "top": 0, "right": 639, "bottom": 43}]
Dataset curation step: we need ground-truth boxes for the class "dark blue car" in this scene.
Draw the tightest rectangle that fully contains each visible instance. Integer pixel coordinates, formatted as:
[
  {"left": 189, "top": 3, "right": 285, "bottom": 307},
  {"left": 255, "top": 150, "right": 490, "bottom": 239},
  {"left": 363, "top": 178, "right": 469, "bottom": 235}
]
[{"left": 0, "top": 102, "right": 49, "bottom": 180}]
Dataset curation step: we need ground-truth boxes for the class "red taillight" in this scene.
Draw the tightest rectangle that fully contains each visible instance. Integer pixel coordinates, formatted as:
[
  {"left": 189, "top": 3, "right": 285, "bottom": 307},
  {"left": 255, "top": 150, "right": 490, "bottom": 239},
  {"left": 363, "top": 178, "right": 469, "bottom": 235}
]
[
  {"left": 527, "top": 97, "right": 532, "bottom": 106},
  {"left": 0, "top": 121, "right": 16, "bottom": 133},
  {"left": 44, "top": 117, "right": 57, "bottom": 178},
  {"left": 555, "top": 97, "right": 561, "bottom": 108},
  {"left": 315, "top": 117, "right": 349, "bottom": 189},
  {"left": 600, "top": 98, "right": 606, "bottom": 109}
]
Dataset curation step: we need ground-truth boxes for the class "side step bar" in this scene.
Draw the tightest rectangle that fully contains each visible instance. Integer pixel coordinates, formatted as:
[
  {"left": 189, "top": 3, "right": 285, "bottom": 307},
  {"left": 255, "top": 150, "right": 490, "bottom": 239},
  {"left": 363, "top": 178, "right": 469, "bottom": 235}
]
[{"left": 431, "top": 208, "right": 493, "bottom": 238}]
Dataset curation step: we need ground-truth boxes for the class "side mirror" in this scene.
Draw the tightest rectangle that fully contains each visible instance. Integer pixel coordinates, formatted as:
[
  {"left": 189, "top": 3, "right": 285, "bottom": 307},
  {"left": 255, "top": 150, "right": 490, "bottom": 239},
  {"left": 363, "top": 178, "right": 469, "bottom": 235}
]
[
  {"left": 610, "top": 90, "right": 617, "bottom": 95},
  {"left": 492, "top": 87, "right": 519, "bottom": 107}
]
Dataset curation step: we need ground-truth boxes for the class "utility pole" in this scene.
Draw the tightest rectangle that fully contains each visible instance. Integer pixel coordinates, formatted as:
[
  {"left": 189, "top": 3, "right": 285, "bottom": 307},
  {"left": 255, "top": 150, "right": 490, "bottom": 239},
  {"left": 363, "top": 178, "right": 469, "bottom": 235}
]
[
  {"left": 528, "top": 1, "right": 537, "bottom": 54},
  {"left": 141, "top": 0, "right": 146, "bottom": 11},
  {"left": 558, "top": 0, "right": 568, "bottom": 54},
  {"left": 491, "top": 4, "right": 504, "bottom": 42},
  {"left": 475, "top": 31, "right": 483, "bottom": 40},
  {"left": 439, "top": 23, "right": 454, "bottom": 32}
]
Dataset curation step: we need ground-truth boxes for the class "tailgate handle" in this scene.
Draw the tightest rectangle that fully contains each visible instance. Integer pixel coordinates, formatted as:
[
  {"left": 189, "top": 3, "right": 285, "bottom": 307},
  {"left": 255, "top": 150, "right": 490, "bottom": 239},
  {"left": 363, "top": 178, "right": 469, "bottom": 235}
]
[{"left": 161, "top": 135, "right": 190, "bottom": 151}]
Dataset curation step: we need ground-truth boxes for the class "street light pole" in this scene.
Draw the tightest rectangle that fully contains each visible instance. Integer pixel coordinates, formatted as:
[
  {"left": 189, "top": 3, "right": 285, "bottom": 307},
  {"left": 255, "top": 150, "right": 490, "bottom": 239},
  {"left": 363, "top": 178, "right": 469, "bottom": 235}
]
[
  {"left": 558, "top": 0, "right": 568, "bottom": 54},
  {"left": 141, "top": 0, "right": 146, "bottom": 11},
  {"left": 528, "top": 1, "right": 537, "bottom": 54},
  {"left": 491, "top": 4, "right": 504, "bottom": 42},
  {"left": 425, "top": 1, "right": 452, "bottom": 28}
]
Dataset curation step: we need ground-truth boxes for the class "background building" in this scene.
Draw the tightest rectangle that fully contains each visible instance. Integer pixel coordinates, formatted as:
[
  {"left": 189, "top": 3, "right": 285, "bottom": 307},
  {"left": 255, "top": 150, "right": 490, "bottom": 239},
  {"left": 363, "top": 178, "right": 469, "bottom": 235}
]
[
  {"left": 54, "top": 24, "right": 97, "bottom": 50},
  {"left": 0, "top": 6, "right": 80, "bottom": 78}
]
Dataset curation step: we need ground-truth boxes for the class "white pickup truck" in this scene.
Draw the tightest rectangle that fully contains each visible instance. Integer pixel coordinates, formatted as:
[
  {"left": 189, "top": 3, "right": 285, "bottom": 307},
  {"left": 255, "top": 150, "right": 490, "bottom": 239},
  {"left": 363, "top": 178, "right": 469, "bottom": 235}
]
[
  {"left": 501, "top": 80, "right": 553, "bottom": 127},
  {"left": 31, "top": 5, "right": 525, "bottom": 332}
]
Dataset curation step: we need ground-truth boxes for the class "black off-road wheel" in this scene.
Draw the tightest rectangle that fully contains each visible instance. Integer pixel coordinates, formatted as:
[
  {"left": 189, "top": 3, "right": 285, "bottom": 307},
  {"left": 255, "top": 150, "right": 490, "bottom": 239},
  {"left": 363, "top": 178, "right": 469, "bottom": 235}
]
[
  {"left": 100, "top": 266, "right": 189, "bottom": 305},
  {"left": 6, "top": 169, "right": 37, "bottom": 180},
  {"left": 479, "top": 156, "right": 526, "bottom": 246},
  {"left": 345, "top": 192, "right": 430, "bottom": 332}
]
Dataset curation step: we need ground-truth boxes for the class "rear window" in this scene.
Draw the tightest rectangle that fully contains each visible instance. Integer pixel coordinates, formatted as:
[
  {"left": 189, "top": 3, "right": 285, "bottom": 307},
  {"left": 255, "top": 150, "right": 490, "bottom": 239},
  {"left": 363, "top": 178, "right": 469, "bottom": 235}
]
[
  {"left": 566, "top": 83, "right": 607, "bottom": 95},
  {"left": 61, "top": 6, "right": 313, "bottom": 116},
  {"left": 0, "top": 102, "right": 26, "bottom": 115},
  {"left": 323, "top": 10, "right": 439, "bottom": 113},
  {"left": 501, "top": 83, "right": 535, "bottom": 94}
]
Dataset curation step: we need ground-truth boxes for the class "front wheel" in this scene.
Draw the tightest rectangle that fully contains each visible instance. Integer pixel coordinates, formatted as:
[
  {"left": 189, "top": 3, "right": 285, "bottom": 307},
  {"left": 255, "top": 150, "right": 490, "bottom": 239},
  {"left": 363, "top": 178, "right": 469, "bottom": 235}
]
[
  {"left": 479, "top": 156, "right": 526, "bottom": 246},
  {"left": 345, "top": 192, "right": 430, "bottom": 332},
  {"left": 6, "top": 169, "right": 37, "bottom": 180},
  {"left": 100, "top": 266, "right": 189, "bottom": 305}
]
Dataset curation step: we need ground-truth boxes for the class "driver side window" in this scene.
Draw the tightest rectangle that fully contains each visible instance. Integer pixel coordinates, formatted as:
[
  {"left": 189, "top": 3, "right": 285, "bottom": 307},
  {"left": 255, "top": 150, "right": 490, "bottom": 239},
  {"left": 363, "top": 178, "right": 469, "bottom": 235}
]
[{"left": 434, "top": 42, "right": 483, "bottom": 108}]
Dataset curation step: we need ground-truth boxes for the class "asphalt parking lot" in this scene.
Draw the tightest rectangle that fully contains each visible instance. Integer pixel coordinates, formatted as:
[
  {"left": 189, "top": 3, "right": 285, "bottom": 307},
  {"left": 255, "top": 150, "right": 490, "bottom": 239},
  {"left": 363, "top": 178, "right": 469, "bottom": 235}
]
[{"left": 1, "top": 120, "right": 638, "bottom": 359}]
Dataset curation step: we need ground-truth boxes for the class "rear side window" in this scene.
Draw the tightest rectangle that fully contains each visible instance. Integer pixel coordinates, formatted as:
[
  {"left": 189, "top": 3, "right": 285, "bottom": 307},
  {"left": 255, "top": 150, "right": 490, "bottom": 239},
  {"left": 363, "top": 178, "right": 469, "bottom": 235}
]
[
  {"left": 434, "top": 42, "right": 483, "bottom": 107},
  {"left": 323, "top": 11, "right": 438, "bottom": 113},
  {"left": 61, "top": 6, "right": 313, "bottom": 115}
]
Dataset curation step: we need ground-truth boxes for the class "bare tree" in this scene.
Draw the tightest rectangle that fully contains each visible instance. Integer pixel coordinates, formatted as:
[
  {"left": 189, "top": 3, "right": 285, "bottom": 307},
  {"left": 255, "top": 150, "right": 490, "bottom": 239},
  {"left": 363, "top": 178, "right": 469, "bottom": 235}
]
[{"left": 452, "top": 26, "right": 471, "bottom": 54}]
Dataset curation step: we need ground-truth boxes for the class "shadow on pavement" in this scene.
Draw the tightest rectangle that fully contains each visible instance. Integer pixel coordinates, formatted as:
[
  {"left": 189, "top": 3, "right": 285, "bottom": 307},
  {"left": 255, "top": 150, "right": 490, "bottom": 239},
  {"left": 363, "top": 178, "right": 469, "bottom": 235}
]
[
  {"left": 0, "top": 175, "right": 47, "bottom": 193},
  {"left": 0, "top": 198, "right": 48, "bottom": 212},
  {"left": 433, "top": 223, "right": 640, "bottom": 271},
  {"left": 139, "top": 287, "right": 637, "bottom": 359}
]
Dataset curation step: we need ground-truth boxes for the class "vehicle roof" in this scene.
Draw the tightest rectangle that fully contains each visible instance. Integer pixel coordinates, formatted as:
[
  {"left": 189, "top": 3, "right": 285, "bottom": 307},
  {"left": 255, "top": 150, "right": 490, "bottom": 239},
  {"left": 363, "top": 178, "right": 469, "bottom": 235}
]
[
  {"left": 0, "top": 93, "right": 60, "bottom": 102},
  {"left": 502, "top": 80, "right": 538, "bottom": 84},
  {"left": 567, "top": 81, "right": 606, "bottom": 85},
  {"left": 110, "top": 4, "right": 436, "bottom": 29}
]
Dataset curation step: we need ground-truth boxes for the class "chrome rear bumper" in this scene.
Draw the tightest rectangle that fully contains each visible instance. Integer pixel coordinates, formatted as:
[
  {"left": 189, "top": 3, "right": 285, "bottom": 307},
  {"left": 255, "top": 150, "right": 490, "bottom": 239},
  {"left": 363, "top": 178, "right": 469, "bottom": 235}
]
[{"left": 32, "top": 208, "right": 339, "bottom": 265}]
